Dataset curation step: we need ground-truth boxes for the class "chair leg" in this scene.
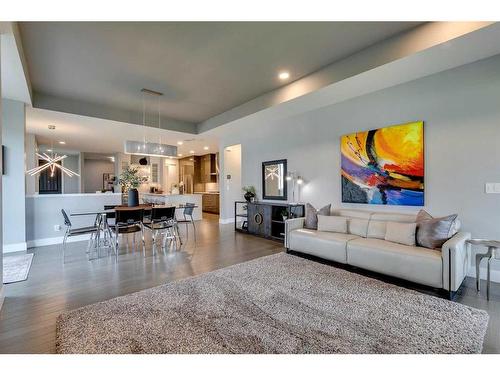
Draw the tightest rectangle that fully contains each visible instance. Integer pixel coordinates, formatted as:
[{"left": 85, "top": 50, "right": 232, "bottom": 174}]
[
  {"left": 141, "top": 225, "right": 146, "bottom": 256},
  {"left": 487, "top": 255, "right": 493, "bottom": 301},
  {"left": 62, "top": 232, "right": 69, "bottom": 263},
  {"left": 191, "top": 219, "right": 196, "bottom": 243}
]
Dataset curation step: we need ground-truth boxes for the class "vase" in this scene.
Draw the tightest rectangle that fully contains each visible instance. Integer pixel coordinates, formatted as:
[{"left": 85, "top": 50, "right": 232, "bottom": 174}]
[
  {"left": 128, "top": 188, "right": 139, "bottom": 207},
  {"left": 244, "top": 192, "right": 255, "bottom": 202}
]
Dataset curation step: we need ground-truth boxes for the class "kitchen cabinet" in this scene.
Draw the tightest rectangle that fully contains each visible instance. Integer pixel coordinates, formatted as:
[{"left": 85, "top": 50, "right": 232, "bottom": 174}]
[
  {"left": 202, "top": 193, "right": 219, "bottom": 214},
  {"left": 200, "top": 154, "right": 217, "bottom": 183}
]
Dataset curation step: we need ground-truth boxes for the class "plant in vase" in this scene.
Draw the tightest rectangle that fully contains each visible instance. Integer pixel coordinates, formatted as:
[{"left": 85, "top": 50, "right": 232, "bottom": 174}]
[
  {"left": 119, "top": 166, "right": 148, "bottom": 207},
  {"left": 242, "top": 186, "right": 256, "bottom": 202}
]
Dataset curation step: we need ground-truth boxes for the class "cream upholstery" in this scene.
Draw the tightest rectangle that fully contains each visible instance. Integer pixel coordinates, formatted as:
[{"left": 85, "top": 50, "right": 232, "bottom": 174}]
[
  {"left": 347, "top": 238, "right": 443, "bottom": 288},
  {"left": 285, "top": 209, "right": 470, "bottom": 292},
  {"left": 288, "top": 228, "right": 358, "bottom": 263}
]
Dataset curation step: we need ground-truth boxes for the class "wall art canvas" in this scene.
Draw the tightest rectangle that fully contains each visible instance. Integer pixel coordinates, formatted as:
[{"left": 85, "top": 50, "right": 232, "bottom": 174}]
[{"left": 341, "top": 121, "right": 424, "bottom": 206}]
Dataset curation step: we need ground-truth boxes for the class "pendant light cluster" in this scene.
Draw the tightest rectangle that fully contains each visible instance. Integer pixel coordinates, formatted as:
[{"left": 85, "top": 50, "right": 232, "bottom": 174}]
[
  {"left": 26, "top": 125, "right": 80, "bottom": 178},
  {"left": 123, "top": 89, "right": 177, "bottom": 159}
]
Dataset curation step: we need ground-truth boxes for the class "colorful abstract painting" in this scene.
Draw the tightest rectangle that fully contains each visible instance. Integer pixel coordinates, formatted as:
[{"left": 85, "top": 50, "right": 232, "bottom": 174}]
[{"left": 341, "top": 121, "right": 424, "bottom": 206}]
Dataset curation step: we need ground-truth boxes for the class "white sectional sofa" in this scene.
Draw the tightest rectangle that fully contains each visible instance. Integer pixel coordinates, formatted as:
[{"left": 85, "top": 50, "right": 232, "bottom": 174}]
[{"left": 285, "top": 209, "right": 470, "bottom": 298}]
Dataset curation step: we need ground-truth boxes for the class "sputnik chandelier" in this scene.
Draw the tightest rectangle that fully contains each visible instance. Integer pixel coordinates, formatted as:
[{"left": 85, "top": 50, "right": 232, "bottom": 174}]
[{"left": 26, "top": 125, "right": 80, "bottom": 178}]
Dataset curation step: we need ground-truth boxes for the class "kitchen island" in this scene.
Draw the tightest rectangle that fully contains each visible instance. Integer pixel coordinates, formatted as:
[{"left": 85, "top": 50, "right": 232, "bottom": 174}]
[{"left": 141, "top": 193, "right": 203, "bottom": 220}]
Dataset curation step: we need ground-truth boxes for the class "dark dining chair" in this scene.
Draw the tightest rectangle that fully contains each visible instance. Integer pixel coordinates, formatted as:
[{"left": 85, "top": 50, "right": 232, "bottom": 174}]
[
  {"left": 143, "top": 206, "right": 177, "bottom": 253},
  {"left": 111, "top": 208, "right": 145, "bottom": 255},
  {"left": 61, "top": 209, "right": 99, "bottom": 263},
  {"left": 176, "top": 203, "right": 196, "bottom": 243}
]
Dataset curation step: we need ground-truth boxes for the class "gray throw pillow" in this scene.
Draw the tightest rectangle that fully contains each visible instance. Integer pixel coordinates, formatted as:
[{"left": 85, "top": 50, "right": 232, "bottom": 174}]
[
  {"left": 416, "top": 214, "right": 458, "bottom": 249},
  {"left": 304, "top": 203, "right": 331, "bottom": 230}
]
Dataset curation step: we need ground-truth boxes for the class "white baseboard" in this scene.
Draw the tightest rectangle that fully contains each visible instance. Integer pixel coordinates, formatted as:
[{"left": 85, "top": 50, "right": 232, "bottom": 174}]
[
  {"left": 3, "top": 242, "right": 27, "bottom": 253},
  {"left": 467, "top": 266, "right": 500, "bottom": 283},
  {"left": 0, "top": 285, "right": 5, "bottom": 312},
  {"left": 27, "top": 234, "right": 91, "bottom": 248}
]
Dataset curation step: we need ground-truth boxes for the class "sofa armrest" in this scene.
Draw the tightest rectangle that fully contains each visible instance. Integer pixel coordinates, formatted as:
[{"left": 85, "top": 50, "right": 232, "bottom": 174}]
[
  {"left": 441, "top": 231, "right": 471, "bottom": 292},
  {"left": 284, "top": 218, "right": 305, "bottom": 249}
]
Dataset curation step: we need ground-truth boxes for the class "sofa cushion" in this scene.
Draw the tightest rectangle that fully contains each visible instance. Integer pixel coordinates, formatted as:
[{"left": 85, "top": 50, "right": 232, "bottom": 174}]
[
  {"left": 370, "top": 212, "right": 417, "bottom": 223},
  {"left": 384, "top": 222, "right": 417, "bottom": 246},
  {"left": 304, "top": 203, "right": 331, "bottom": 230},
  {"left": 333, "top": 209, "right": 372, "bottom": 220},
  {"left": 288, "top": 228, "right": 358, "bottom": 263},
  {"left": 346, "top": 238, "right": 443, "bottom": 288},
  {"left": 317, "top": 215, "right": 347, "bottom": 233},
  {"left": 348, "top": 218, "right": 369, "bottom": 237},
  {"left": 367, "top": 220, "right": 387, "bottom": 239}
]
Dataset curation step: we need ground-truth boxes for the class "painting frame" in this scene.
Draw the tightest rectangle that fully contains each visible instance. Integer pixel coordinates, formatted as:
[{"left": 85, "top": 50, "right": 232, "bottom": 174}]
[
  {"left": 341, "top": 121, "right": 424, "bottom": 207},
  {"left": 262, "top": 159, "right": 288, "bottom": 201}
]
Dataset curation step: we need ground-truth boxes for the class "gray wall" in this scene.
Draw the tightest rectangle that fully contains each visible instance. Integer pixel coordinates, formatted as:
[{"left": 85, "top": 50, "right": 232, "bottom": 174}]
[
  {"left": 25, "top": 133, "right": 38, "bottom": 195},
  {"left": 219, "top": 53, "right": 500, "bottom": 275},
  {"left": 62, "top": 154, "right": 80, "bottom": 194},
  {"left": 25, "top": 193, "right": 122, "bottom": 244},
  {"left": 2, "top": 99, "right": 26, "bottom": 251},
  {"left": 0, "top": 41, "right": 3, "bottom": 305},
  {"left": 83, "top": 158, "right": 114, "bottom": 193}
]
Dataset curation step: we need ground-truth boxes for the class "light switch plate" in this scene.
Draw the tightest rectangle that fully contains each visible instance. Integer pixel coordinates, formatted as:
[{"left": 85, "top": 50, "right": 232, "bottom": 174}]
[{"left": 485, "top": 183, "right": 500, "bottom": 194}]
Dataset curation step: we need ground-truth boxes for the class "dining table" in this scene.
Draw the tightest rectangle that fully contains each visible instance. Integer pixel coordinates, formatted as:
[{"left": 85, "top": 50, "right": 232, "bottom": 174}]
[{"left": 70, "top": 204, "right": 198, "bottom": 259}]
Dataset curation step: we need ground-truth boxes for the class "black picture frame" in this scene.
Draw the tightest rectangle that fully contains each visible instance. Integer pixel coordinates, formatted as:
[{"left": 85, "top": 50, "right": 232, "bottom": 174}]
[{"left": 262, "top": 159, "right": 287, "bottom": 200}]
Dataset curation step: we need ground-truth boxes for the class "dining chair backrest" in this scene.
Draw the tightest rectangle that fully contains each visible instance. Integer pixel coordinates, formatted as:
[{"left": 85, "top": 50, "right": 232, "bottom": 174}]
[
  {"left": 61, "top": 209, "right": 72, "bottom": 227},
  {"left": 115, "top": 208, "right": 144, "bottom": 225},
  {"left": 151, "top": 206, "right": 176, "bottom": 222},
  {"left": 104, "top": 205, "right": 118, "bottom": 219},
  {"left": 183, "top": 203, "right": 195, "bottom": 217}
]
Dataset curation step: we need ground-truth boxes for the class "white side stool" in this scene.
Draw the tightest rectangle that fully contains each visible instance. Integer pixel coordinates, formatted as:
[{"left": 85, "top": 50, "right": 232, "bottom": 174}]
[{"left": 467, "top": 239, "right": 500, "bottom": 300}]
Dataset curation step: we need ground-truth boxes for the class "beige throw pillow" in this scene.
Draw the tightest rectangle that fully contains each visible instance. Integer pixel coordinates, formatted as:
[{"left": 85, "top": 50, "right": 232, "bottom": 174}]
[
  {"left": 385, "top": 222, "right": 417, "bottom": 246},
  {"left": 348, "top": 218, "right": 369, "bottom": 237},
  {"left": 317, "top": 215, "right": 347, "bottom": 233}
]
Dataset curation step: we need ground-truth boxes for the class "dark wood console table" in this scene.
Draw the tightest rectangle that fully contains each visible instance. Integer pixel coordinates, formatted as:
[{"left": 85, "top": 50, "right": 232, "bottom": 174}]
[{"left": 234, "top": 201, "right": 305, "bottom": 242}]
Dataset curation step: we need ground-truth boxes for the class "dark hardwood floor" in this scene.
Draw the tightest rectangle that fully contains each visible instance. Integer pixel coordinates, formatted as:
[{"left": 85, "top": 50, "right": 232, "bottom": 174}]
[{"left": 0, "top": 214, "right": 498, "bottom": 353}]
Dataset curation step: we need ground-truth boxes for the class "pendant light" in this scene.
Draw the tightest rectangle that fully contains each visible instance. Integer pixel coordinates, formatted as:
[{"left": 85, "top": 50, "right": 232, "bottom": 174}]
[{"left": 26, "top": 125, "right": 80, "bottom": 178}]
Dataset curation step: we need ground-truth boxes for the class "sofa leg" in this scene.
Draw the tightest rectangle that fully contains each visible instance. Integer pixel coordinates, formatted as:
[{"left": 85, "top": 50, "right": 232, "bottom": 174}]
[{"left": 448, "top": 291, "right": 457, "bottom": 301}]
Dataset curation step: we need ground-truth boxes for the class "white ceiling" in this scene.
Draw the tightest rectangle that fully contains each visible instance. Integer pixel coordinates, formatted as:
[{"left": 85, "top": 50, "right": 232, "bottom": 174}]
[{"left": 27, "top": 107, "right": 219, "bottom": 156}]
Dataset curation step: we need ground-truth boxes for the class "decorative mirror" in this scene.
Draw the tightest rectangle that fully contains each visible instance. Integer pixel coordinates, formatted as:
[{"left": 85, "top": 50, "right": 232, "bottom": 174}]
[{"left": 262, "top": 159, "right": 287, "bottom": 200}]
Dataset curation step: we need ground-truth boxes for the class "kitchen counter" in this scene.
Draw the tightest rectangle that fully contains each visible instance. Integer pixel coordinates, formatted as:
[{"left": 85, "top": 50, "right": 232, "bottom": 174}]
[
  {"left": 140, "top": 193, "right": 202, "bottom": 220},
  {"left": 194, "top": 191, "right": 220, "bottom": 194}
]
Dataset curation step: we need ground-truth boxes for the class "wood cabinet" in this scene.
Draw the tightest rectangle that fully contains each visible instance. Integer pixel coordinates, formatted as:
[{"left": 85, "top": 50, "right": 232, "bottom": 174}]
[
  {"left": 202, "top": 193, "right": 219, "bottom": 214},
  {"left": 200, "top": 154, "right": 217, "bottom": 183},
  {"left": 240, "top": 202, "right": 305, "bottom": 242}
]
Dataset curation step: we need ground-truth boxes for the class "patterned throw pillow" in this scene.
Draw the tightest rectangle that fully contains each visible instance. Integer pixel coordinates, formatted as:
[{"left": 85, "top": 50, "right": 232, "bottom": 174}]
[{"left": 304, "top": 203, "right": 331, "bottom": 230}]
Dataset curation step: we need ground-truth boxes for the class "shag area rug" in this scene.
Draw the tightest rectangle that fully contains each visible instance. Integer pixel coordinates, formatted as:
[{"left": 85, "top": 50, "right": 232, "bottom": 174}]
[
  {"left": 3, "top": 253, "right": 34, "bottom": 284},
  {"left": 56, "top": 253, "right": 489, "bottom": 354}
]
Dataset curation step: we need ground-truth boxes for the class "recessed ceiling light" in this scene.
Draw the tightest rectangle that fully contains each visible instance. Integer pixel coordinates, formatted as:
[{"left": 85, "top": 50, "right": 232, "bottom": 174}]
[
  {"left": 47, "top": 149, "right": 53, "bottom": 152},
  {"left": 189, "top": 150, "right": 195, "bottom": 154},
  {"left": 178, "top": 153, "right": 183, "bottom": 157},
  {"left": 203, "top": 146, "right": 209, "bottom": 150},
  {"left": 177, "top": 141, "right": 183, "bottom": 145},
  {"left": 278, "top": 71, "right": 290, "bottom": 80},
  {"left": 59, "top": 141, "right": 66, "bottom": 145}
]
